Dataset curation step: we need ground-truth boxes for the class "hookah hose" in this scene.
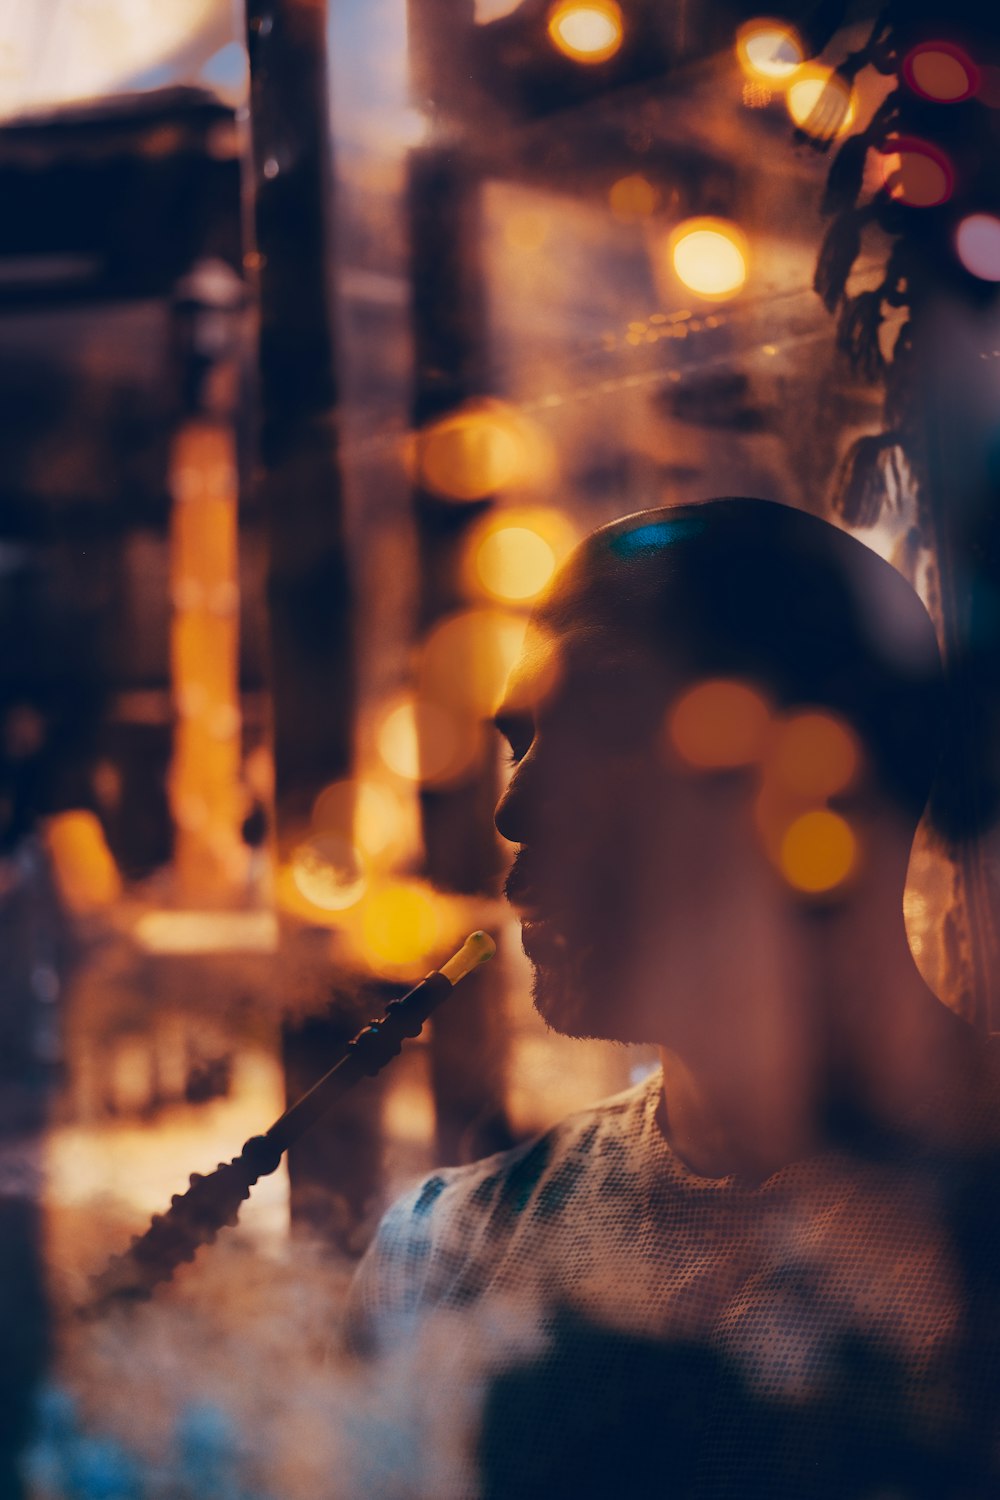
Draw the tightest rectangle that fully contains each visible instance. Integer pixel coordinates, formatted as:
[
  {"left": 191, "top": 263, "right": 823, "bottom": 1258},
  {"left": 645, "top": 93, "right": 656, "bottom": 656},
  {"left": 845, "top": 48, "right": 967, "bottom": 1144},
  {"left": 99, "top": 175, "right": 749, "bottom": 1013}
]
[{"left": 88, "top": 931, "right": 496, "bottom": 1313}]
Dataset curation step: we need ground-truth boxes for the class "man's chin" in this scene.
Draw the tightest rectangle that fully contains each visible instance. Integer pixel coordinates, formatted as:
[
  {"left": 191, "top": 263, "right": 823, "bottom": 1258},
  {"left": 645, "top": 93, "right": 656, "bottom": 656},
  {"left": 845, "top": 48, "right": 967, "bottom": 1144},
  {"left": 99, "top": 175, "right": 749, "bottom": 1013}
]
[
  {"left": 524, "top": 936, "right": 656, "bottom": 1044},
  {"left": 528, "top": 944, "right": 627, "bottom": 1043}
]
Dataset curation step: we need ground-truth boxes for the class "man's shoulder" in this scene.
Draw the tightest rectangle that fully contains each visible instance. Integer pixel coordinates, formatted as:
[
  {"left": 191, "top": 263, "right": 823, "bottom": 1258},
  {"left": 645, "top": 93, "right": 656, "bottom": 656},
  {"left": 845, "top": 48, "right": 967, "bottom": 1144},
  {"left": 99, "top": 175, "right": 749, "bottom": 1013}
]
[
  {"left": 395, "top": 1070, "right": 657, "bottom": 1230},
  {"left": 346, "top": 1071, "right": 659, "bottom": 1349}
]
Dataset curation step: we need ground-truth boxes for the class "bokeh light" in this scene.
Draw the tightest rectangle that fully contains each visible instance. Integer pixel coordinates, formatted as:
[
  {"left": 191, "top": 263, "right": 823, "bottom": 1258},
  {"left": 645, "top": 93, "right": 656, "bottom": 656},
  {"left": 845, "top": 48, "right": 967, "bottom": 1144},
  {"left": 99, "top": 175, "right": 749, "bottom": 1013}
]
[
  {"left": 547, "top": 1, "right": 624, "bottom": 65},
  {"left": 609, "top": 174, "right": 659, "bottom": 222},
  {"left": 419, "top": 608, "right": 529, "bottom": 718},
  {"left": 375, "top": 696, "right": 483, "bottom": 787},
  {"left": 955, "top": 214, "right": 1000, "bottom": 282},
  {"left": 476, "top": 527, "right": 555, "bottom": 601},
  {"left": 904, "top": 42, "right": 978, "bottom": 102},
  {"left": 668, "top": 680, "right": 771, "bottom": 770},
  {"left": 352, "top": 879, "right": 458, "bottom": 975},
  {"left": 786, "top": 66, "right": 857, "bottom": 137},
  {"left": 736, "top": 19, "right": 803, "bottom": 84},
  {"left": 462, "top": 506, "right": 577, "bottom": 605},
  {"left": 876, "top": 138, "right": 954, "bottom": 207},
  {"left": 778, "top": 808, "right": 857, "bottom": 894},
  {"left": 669, "top": 219, "right": 749, "bottom": 300},
  {"left": 43, "top": 810, "right": 121, "bottom": 914},
  {"left": 289, "top": 835, "right": 365, "bottom": 911},
  {"left": 410, "top": 400, "right": 545, "bottom": 502},
  {"left": 765, "top": 711, "right": 860, "bottom": 800},
  {"left": 311, "top": 777, "right": 410, "bottom": 863}
]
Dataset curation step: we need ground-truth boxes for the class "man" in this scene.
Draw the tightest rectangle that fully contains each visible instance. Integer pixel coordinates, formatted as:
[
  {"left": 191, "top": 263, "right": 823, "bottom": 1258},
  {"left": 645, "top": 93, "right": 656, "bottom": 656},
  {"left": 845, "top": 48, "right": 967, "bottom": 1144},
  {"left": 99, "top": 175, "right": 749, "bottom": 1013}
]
[{"left": 348, "top": 499, "right": 1000, "bottom": 1498}]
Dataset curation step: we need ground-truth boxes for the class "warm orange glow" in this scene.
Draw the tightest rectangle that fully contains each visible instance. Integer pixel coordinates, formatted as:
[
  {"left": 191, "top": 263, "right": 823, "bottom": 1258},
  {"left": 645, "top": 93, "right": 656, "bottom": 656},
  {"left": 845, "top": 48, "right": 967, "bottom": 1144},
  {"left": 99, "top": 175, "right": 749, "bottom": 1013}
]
[
  {"left": 786, "top": 66, "right": 858, "bottom": 137},
  {"left": 289, "top": 835, "right": 366, "bottom": 911},
  {"left": 904, "top": 43, "right": 977, "bottom": 102},
  {"left": 877, "top": 138, "right": 953, "bottom": 207},
  {"left": 736, "top": 19, "right": 803, "bottom": 84},
  {"left": 609, "top": 174, "right": 659, "bottom": 222},
  {"left": 476, "top": 527, "right": 555, "bottom": 601},
  {"left": 168, "top": 421, "right": 243, "bottom": 898},
  {"left": 312, "top": 777, "right": 410, "bottom": 864},
  {"left": 765, "top": 711, "right": 860, "bottom": 800},
  {"left": 134, "top": 910, "right": 279, "bottom": 954},
  {"left": 462, "top": 506, "right": 577, "bottom": 605},
  {"left": 668, "top": 680, "right": 771, "bottom": 770},
  {"left": 547, "top": 0, "right": 623, "bottom": 64},
  {"left": 419, "top": 609, "right": 529, "bottom": 718},
  {"left": 376, "top": 696, "right": 483, "bottom": 787},
  {"left": 505, "top": 211, "right": 549, "bottom": 251},
  {"left": 43, "top": 810, "right": 121, "bottom": 914},
  {"left": 495, "top": 624, "right": 564, "bottom": 721},
  {"left": 779, "top": 808, "right": 857, "bottom": 894},
  {"left": 742, "top": 78, "right": 774, "bottom": 109},
  {"left": 353, "top": 879, "right": 454, "bottom": 973},
  {"left": 410, "top": 400, "right": 544, "bottom": 501},
  {"left": 669, "top": 219, "right": 749, "bottom": 300}
]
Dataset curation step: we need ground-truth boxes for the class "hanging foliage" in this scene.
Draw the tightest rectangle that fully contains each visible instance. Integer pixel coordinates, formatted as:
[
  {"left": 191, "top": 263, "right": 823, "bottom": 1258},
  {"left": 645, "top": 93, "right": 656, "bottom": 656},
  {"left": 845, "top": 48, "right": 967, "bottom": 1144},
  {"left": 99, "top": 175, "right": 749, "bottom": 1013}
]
[{"left": 804, "top": 3, "right": 1000, "bottom": 530}]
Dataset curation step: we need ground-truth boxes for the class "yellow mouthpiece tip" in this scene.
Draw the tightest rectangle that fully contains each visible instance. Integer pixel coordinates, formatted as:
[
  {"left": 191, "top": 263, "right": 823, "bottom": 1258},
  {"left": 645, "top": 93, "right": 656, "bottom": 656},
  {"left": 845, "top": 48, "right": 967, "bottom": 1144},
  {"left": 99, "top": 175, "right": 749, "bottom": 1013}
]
[{"left": 439, "top": 930, "right": 497, "bottom": 985}]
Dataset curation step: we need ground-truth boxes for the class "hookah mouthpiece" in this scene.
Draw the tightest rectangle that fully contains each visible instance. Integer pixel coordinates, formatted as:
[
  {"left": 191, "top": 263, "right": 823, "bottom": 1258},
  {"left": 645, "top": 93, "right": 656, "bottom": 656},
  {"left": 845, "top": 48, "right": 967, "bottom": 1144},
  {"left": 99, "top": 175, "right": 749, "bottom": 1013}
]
[{"left": 87, "top": 933, "right": 496, "bottom": 1314}]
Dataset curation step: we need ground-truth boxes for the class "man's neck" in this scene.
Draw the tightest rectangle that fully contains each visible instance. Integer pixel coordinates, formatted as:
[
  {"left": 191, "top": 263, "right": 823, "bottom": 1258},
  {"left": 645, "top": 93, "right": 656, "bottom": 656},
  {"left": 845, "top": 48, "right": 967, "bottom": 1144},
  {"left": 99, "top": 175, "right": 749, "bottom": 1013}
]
[{"left": 656, "top": 908, "right": 975, "bottom": 1182}]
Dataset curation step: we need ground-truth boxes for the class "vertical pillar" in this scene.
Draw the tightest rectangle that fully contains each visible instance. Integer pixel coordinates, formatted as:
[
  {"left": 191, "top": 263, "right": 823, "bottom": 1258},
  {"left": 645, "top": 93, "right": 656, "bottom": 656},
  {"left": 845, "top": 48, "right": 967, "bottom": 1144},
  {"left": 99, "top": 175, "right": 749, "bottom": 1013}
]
[
  {"left": 243, "top": 0, "right": 379, "bottom": 1241},
  {"left": 406, "top": 0, "right": 512, "bottom": 1165},
  {"left": 167, "top": 417, "right": 244, "bottom": 900}
]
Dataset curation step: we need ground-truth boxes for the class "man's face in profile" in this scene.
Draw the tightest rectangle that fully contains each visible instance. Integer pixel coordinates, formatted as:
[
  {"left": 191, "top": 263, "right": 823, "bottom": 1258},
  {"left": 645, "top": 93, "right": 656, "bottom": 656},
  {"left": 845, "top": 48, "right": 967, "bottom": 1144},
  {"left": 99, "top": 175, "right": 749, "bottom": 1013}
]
[{"left": 494, "top": 623, "right": 768, "bottom": 1045}]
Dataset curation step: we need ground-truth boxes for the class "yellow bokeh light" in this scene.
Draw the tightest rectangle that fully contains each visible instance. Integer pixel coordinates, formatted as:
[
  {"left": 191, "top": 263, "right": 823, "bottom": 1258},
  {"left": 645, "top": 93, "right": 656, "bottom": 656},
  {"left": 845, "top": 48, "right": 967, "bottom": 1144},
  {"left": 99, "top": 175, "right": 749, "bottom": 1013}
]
[
  {"left": 779, "top": 808, "right": 857, "bottom": 894},
  {"left": 419, "top": 608, "right": 529, "bottom": 718},
  {"left": 410, "top": 400, "right": 538, "bottom": 502},
  {"left": 668, "top": 679, "right": 771, "bottom": 770},
  {"left": 354, "top": 879, "right": 449, "bottom": 972},
  {"left": 376, "top": 697, "right": 483, "bottom": 788},
  {"left": 476, "top": 527, "right": 556, "bottom": 602},
  {"left": 736, "top": 19, "right": 803, "bottom": 84},
  {"left": 669, "top": 219, "right": 749, "bottom": 300},
  {"left": 765, "top": 711, "right": 860, "bottom": 801},
  {"left": 609, "top": 174, "right": 659, "bottom": 222},
  {"left": 547, "top": 0, "right": 624, "bottom": 64},
  {"left": 290, "top": 835, "right": 366, "bottom": 912},
  {"left": 786, "top": 66, "right": 857, "bottom": 137},
  {"left": 462, "top": 507, "right": 577, "bottom": 606}
]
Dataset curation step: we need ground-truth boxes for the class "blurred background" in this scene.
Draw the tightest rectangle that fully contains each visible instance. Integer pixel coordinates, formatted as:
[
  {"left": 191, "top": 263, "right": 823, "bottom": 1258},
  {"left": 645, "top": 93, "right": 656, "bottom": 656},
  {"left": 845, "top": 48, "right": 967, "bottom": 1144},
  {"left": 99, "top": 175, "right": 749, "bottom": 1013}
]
[{"left": 2, "top": 0, "right": 1000, "bottom": 1494}]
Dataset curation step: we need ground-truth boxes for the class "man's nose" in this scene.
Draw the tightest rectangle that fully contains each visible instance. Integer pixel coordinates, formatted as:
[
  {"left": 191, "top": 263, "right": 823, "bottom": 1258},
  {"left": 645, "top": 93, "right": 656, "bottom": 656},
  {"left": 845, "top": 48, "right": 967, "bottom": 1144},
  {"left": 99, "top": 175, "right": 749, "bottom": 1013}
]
[{"left": 494, "top": 760, "right": 533, "bottom": 846}]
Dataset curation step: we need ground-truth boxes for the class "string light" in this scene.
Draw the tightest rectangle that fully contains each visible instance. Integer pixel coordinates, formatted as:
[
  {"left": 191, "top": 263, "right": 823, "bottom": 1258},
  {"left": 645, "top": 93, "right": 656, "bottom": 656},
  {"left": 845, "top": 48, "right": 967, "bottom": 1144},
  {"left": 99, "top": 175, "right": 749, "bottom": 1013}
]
[
  {"left": 786, "top": 65, "right": 857, "bottom": 138},
  {"left": 547, "top": 0, "right": 624, "bottom": 65},
  {"left": 669, "top": 219, "right": 749, "bottom": 299},
  {"left": 736, "top": 19, "right": 803, "bottom": 84}
]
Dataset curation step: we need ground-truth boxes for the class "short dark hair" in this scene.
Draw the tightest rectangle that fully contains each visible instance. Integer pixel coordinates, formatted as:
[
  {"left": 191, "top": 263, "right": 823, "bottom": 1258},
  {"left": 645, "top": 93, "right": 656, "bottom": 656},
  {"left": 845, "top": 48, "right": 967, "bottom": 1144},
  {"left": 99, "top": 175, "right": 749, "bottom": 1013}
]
[{"left": 537, "top": 498, "right": 944, "bottom": 825}]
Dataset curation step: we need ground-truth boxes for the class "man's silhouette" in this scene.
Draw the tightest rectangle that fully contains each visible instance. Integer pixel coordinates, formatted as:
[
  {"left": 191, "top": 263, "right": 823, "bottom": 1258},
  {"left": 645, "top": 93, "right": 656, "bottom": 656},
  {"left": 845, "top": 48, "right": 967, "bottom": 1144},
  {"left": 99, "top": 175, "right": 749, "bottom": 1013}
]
[{"left": 349, "top": 500, "right": 1000, "bottom": 1497}]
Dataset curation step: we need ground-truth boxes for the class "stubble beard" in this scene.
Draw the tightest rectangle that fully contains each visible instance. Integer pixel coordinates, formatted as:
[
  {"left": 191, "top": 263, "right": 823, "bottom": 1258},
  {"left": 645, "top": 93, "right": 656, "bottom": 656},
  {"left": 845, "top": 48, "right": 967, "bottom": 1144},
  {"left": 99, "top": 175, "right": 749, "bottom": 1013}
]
[{"left": 526, "top": 933, "right": 643, "bottom": 1045}]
